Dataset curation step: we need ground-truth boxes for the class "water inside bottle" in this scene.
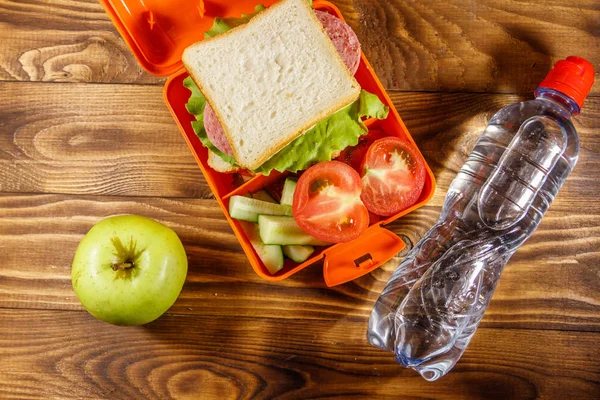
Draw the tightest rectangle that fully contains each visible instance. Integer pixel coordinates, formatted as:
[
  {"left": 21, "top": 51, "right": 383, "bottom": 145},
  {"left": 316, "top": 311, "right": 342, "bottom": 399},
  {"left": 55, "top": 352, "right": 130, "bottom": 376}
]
[{"left": 368, "top": 89, "right": 580, "bottom": 381}]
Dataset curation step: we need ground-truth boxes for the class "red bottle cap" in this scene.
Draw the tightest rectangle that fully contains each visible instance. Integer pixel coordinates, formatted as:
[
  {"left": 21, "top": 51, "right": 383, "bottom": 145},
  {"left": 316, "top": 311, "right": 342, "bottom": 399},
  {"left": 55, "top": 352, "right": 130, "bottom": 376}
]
[{"left": 538, "top": 56, "right": 595, "bottom": 109}]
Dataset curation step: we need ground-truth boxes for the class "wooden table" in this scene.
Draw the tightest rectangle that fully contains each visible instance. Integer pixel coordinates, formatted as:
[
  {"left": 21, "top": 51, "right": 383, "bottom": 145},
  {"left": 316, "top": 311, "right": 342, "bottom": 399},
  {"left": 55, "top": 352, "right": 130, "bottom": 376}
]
[{"left": 1, "top": 0, "right": 599, "bottom": 398}]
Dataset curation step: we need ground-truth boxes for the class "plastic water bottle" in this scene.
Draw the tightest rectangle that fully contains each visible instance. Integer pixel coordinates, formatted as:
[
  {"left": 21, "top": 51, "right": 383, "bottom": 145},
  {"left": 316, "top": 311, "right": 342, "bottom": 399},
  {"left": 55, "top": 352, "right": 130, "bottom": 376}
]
[{"left": 367, "top": 56, "right": 595, "bottom": 381}]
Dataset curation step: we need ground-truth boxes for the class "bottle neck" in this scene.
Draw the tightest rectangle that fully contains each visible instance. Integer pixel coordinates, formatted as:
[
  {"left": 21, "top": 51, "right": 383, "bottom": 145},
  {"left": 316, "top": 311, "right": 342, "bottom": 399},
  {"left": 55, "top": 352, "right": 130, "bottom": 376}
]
[{"left": 534, "top": 88, "right": 580, "bottom": 116}]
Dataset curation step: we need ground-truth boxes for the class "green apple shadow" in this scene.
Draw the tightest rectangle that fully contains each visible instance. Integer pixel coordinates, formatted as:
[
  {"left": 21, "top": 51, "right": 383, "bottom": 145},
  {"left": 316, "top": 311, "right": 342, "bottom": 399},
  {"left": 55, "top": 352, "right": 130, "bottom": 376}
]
[{"left": 135, "top": 40, "right": 554, "bottom": 393}]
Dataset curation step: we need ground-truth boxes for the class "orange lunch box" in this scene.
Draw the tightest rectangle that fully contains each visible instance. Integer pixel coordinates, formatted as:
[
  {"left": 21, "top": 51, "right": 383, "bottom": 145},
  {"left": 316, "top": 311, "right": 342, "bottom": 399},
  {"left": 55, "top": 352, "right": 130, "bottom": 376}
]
[{"left": 99, "top": 0, "right": 436, "bottom": 286}]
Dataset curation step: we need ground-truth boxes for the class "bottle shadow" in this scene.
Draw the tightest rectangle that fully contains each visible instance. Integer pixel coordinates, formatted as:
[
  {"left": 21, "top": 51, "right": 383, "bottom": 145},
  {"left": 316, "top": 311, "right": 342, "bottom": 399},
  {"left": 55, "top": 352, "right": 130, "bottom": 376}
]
[
  {"left": 137, "top": 42, "right": 555, "bottom": 392},
  {"left": 358, "top": 42, "right": 554, "bottom": 294}
]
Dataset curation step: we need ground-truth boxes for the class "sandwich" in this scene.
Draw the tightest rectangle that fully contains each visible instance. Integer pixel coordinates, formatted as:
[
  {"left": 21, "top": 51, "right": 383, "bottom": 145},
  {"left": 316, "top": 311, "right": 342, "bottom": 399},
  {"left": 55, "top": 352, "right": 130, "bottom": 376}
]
[{"left": 182, "top": 0, "right": 389, "bottom": 175}]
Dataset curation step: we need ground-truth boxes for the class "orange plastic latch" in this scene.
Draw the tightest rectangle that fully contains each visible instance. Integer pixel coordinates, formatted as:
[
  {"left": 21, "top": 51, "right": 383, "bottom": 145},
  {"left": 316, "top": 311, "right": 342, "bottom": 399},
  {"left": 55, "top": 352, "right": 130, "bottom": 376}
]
[{"left": 322, "top": 225, "right": 406, "bottom": 287}]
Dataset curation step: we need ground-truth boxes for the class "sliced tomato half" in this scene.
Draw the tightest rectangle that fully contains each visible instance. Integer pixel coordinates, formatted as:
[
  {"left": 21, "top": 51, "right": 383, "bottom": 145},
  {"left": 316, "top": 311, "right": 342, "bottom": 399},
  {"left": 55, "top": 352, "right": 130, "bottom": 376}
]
[
  {"left": 360, "top": 137, "right": 426, "bottom": 217},
  {"left": 293, "top": 161, "right": 369, "bottom": 243}
]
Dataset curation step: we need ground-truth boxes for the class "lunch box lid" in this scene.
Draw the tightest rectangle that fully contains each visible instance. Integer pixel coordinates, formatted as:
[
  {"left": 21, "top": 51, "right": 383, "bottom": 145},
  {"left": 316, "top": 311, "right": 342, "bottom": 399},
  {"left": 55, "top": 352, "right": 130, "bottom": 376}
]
[{"left": 99, "top": 0, "right": 279, "bottom": 76}]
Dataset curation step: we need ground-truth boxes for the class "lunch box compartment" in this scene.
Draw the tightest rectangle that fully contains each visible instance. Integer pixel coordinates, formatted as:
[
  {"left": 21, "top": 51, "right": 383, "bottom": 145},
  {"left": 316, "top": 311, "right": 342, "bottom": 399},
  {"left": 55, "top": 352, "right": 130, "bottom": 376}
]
[{"left": 100, "top": 0, "right": 436, "bottom": 286}]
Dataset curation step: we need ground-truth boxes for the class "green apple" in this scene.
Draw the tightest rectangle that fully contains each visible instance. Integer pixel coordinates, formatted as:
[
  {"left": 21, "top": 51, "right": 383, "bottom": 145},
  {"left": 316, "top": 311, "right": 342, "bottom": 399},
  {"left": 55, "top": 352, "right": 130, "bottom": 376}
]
[{"left": 71, "top": 215, "right": 188, "bottom": 326}]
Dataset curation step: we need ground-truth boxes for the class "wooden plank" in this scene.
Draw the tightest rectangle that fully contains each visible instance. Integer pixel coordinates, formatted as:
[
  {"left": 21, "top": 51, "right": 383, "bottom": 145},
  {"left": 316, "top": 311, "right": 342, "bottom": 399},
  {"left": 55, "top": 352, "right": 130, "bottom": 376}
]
[
  {"left": 0, "top": 308, "right": 598, "bottom": 399},
  {"left": 399, "top": 92, "right": 600, "bottom": 209},
  {"left": 1, "top": 1, "right": 598, "bottom": 397},
  {"left": 1, "top": 82, "right": 598, "bottom": 198},
  {"left": 0, "top": 0, "right": 163, "bottom": 84},
  {"left": 0, "top": 81, "right": 211, "bottom": 198},
  {"left": 1, "top": 0, "right": 598, "bottom": 94},
  {"left": 0, "top": 193, "right": 598, "bottom": 332},
  {"left": 338, "top": 0, "right": 600, "bottom": 93}
]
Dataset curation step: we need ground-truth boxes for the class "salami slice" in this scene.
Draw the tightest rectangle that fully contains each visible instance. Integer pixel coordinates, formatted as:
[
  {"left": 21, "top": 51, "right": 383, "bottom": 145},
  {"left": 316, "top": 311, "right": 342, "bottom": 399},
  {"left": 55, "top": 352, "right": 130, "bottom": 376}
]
[
  {"left": 204, "top": 103, "right": 234, "bottom": 156},
  {"left": 203, "top": 11, "right": 361, "bottom": 158},
  {"left": 315, "top": 10, "right": 361, "bottom": 75}
]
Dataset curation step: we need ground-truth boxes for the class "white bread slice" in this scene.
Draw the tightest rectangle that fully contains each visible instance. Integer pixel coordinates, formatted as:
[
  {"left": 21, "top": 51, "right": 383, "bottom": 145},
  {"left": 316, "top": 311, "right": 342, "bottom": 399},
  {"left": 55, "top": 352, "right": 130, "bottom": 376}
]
[
  {"left": 207, "top": 151, "right": 241, "bottom": 173},
  {"left": 182, "top": 0, "right": 361, "bottom": 170}
]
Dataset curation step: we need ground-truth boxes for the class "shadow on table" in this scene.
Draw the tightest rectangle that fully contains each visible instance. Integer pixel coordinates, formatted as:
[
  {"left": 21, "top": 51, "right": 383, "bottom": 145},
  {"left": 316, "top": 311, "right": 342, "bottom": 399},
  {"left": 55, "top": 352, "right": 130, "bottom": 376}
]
[
  {"left": 135, "top": 309, "right": 539, "bottom": 399},
  {"left": 136, "top": 41, "right": 554, "bottom": 397},
  {"left": 369, "top": 41, "right": 554, "bottom": 280}
]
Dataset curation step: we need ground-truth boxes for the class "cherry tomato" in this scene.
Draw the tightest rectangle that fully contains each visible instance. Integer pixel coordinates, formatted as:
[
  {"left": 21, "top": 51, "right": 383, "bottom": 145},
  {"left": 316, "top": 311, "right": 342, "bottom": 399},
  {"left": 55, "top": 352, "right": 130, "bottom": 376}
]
[
  {"left": 337, "top": 129, "right": 387, "bottom": 172},
  {"left": 293, "top": 161, "right": 369, "bottom": 243},
  {"left": 360, "top": 137, "right": 426, "bottom": 217}
]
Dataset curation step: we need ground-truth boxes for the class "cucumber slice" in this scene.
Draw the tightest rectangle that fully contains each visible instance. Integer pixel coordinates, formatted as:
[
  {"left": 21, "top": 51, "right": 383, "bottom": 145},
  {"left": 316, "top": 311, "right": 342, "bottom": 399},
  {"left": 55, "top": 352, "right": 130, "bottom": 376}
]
[
  {"left": 283, "top": 245, "right": 315, "bottom": 263},
  {"left": 252, "top": 190, "right": 277, "bottom": 203},
  {"left": 258, "top": 215, "right": 331, "bottom": 246},
  {"left": 229, "top": 195, "right": 292, "bottom": 222},
  {"left": 280, "top": 179, "right": 297, "bottom": 206},
  {"left": 240, "top": 221, "right": 284, "bottom": 274}
]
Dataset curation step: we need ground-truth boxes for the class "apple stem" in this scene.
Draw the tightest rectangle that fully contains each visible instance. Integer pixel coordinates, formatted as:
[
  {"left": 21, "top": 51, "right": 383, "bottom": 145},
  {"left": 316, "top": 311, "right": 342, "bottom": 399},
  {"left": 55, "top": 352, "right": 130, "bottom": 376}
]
[{"left": 111, "top": 262, "right": 134, "bottom": 271}]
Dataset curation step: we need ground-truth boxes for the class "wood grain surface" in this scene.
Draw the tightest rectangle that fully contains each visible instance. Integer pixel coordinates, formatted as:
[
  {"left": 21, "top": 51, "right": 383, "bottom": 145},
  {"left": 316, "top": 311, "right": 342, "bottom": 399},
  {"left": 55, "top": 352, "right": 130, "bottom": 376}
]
[
  {"left": 0, "top": 82, "right": 208, "bottom": 198},
  {"left": 1, "top": 0, "right": 599, "bottom": 398},
  {"left": 1, "top": 0, "right": 598, "bottom": 92},
  {"left": 0, "top": 0, "right": 161, "bottom": 84},
  {"left": 2, "top": 82, "right": 598, "bottom": 199},
  {"left": 1, "top": 194, "right": 599, "bottom": 333},
  {"left": 1, "top": 309, "right": 599, "bottom": 400}
]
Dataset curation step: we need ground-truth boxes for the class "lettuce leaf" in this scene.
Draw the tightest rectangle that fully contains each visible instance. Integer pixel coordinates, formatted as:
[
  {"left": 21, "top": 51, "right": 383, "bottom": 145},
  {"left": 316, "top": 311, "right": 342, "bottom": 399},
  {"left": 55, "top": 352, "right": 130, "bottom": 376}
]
[
  {"left": 183, "top": 77, "right": 237, "bottom": 165},
  {"left": 204, "top": 5, "right": 266, "bottom": 39},
  {"left": 186, "top": 5, "right": 269, "bottom": 167},
  {"left": 204, "top": 1, "right": 315, "bottom": 38},
  {"left": 184, "top": 1, "right": 390, "bottom": 175},
  {"left": 184, "top": 77, "right": 389, "bottom": 174},
  {"left": 254, "top": 91, "right": 388, "bottom": 175}
]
